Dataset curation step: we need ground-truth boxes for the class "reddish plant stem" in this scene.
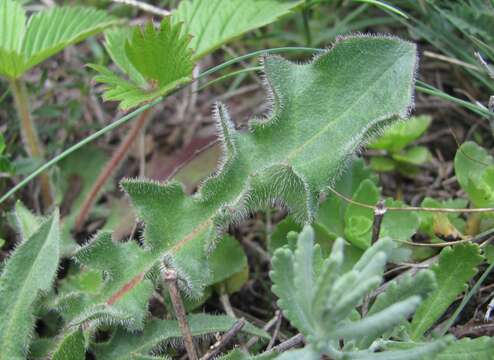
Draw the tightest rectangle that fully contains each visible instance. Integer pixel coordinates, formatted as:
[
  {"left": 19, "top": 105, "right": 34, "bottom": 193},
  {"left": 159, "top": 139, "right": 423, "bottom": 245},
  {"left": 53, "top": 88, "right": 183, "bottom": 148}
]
[
  {"left": 164, "top": 268, "right": 198, "bottom": 360},
  {"left": 10, "top": 78, "right": 54, "bottom": 210},
  {"left": 74, "top": 109, "right": 152, "bottom": 231}
]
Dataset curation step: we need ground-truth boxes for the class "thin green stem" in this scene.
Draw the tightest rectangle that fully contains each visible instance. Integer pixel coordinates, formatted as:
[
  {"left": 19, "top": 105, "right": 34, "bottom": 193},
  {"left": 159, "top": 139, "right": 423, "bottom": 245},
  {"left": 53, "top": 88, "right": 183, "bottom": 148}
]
[
  {"left": 302, "top": 8, "right": 312, "bottom": 47},
  {"left": 9, "top": 77, "right": 54, "bottom": 209},
  {"left": 0, "top": 98, "right": 161, "bottom": 205}
]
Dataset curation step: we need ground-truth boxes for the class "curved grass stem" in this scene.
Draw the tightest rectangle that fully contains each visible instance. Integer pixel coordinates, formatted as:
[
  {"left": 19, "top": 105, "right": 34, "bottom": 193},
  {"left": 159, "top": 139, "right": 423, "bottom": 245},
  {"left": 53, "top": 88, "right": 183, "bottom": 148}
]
[{"left": 9, "top": 77, "right": 54, "bottom": 210}]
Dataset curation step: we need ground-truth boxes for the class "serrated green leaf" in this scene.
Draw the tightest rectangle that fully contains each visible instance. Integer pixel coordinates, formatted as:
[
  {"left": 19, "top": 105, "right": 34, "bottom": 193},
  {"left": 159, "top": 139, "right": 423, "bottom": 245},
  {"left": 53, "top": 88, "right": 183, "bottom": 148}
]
[
  {"left": 172, "top": 0, "right": 303, "bottom": 60},
  {"left": 104, "top": 28, "right": 146, "bottom": 86},
  {"left": 0, "top": 0, "right": 118, "bottom": 78},
  {"left": 81, "top": 36, "right": 417, "bottom": 329},
  {"left": 454, "top": 141, "right": 494, "bottom": 208},
  {"left": 92, "top": 314, "right": 268, "bottom": 360},
  {"left": 92, "top": 18, "right": 193, "bottom": 110},
  {"left": 410, "top": 243, "right": 483, "bottom": 340},
  {"left": 126, "top": 20, "right": 193, "bottom": 88},
  {"left": 0, "top": 210, "right": 60, "bottom": 360},
  {"left": 370, "top": 115, "right": 431, "bottom": 153},
  {"left": 22, "top": 6, "right": 119, "bottom": 72},
  {"left": 0, "top": 0, "right": 25, "bottom": 52},
  {"left": 51, "top": 328, "right": 85, "bottom": 360}
]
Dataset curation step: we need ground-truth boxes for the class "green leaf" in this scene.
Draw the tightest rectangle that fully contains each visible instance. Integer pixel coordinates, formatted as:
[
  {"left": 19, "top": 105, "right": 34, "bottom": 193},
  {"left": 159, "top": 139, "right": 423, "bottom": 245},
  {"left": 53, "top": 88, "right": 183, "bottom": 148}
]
[
  {"left": 209, "top": 234, "right": 247, "bottom": 285},
  {"left": 21, "top": 6, "right": 119, "bottom": 73},
  {"left": 392, "top": 145, "right": 431, "bottom": 165},
  {"left": 317, "top": 158, "right": 377, "bottom": 237},
  {"left": 370, "top": 115, "right": 432, "bottom": 153},
  {"left": 51, "top": 329, "right": 85, "bottom": 360},
  {"left": 0, "top": 210, "right": 60, "bottom": 360},
  {"left": 82, "top": 36, "right": 417, "bottom": 329},
  {"left": 172, "top": 0, "right": 303, "bottom": 60},
  {"left": 275, "top": 346, "right": 320, "bottom": 360},
  {"left": 0, "top": 0, "right": 26, "bottom": 77},
  {"left": 381, "top": 199, "right": 420, "bottom": 242},
  {"left": 418, "top": 197, "right": 466, "bottom": 241},
  {"left": 370, "top": 156, "right": 396, "bottom": 172},
  {"left": 359, "top": 270, "right": 436, "bottom": 347},
  {"left": 454, "top": 141, "right": 494, "bottom": 208},
  {"left": 0, "top": 0, "right": 26, "bottom": 52},
  {"left": 332, "top": 296, "right": 421, "bottom": 341},
  {"left": 91, "top": 18, "right": 193, "bottom": 110},
  {"left": 410, "top": 243, "right": 483, "bottom": 340},
  {"left": 0, "top": 0, "right": 118, "bottom": 78},
  {"left": 14, "top": 201, "right": 44, "bottom": 241},
  {"left": 270, "top": 246, "right": 309, "bottom": 335},
  {"left": 92, "top": 314, "right": 268, "bottom": 360},
  {"left": 344, "top": 179, "right": 380, "bottom": 249},
  {"left": 434, "top": 336, "right": 494, "bottom": 360}
]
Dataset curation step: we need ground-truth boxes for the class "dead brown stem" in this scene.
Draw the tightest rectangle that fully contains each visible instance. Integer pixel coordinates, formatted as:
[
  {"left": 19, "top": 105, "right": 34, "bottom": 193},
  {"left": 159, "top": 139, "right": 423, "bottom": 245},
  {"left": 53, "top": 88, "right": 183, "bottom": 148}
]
[
  {"left": 200, "top": 318, "right": 245, "bottom": 360},
  {"left": 163, "top": 268, "right": 198, "bottom": 360}
]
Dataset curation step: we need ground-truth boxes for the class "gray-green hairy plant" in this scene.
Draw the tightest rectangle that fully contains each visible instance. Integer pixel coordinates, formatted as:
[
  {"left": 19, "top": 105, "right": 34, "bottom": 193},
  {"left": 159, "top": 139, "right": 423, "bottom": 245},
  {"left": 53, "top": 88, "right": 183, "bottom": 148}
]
[
  {"left": 269, "top": 226, "right": 449, "bottom": 359},
  {"left": 66, "top": 34, "right": 417, "bottom": 332}
]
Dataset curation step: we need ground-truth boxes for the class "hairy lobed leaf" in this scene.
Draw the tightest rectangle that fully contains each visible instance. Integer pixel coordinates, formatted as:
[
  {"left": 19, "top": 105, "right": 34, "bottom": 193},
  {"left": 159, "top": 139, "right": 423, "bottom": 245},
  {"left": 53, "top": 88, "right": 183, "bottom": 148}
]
[
  {"left": 51, "top": 328, "right": 85, "bottom": 360},
  {"left": 77, "top": 35, "right": 417, "bottom": 329},
  {"left": 0, "top": 209, "right": 60, "bottom": 360},
  {"left": 410, "top": 243, "right": 483, "bottom": 340},
  {"left": 0, "top": 0, "right": 118, "bottom": 78},
  {"left": 172, "top": 0, "right": 303, "bottom": 60}
]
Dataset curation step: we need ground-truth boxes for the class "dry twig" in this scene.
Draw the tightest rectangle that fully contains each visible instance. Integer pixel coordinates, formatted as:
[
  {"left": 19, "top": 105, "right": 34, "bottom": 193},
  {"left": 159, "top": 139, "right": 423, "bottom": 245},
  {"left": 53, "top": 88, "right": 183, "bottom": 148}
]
[{"left": 163, "top": 268, "right": 198, "bottom": 360}]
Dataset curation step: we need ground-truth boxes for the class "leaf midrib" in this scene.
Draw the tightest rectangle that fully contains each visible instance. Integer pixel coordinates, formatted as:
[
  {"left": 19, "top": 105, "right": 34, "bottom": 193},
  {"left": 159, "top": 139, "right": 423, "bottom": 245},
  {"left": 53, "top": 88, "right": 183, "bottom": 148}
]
[{"left": 286, "top": 48, "right": 410, "bottom": 163}]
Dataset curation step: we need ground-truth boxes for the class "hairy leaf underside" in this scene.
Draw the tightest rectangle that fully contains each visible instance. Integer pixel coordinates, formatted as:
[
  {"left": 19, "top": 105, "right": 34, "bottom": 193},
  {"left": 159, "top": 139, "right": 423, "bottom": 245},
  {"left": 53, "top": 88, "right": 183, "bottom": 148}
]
[{"left": 73, "top": 36, "right": 417, "bottom": 330}]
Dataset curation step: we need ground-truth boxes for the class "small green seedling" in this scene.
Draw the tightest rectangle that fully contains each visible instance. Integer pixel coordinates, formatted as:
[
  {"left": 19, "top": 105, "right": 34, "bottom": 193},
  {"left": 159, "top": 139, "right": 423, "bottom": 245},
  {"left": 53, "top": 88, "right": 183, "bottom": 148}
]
[{"left": 368, "top": 115, "right": 432, "bottom": 176}]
